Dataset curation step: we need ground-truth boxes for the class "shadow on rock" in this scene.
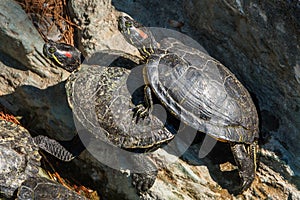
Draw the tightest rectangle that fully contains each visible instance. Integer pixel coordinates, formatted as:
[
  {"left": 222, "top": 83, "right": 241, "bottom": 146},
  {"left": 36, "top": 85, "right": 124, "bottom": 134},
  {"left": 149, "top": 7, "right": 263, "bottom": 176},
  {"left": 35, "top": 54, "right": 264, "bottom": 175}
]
[
  {"left": 0, "top": 81, "right": 76, "bottom": 141},
  {"left": 181, "top": 134, "right": 242, "bottom": 194},
  {"left": 0, "top": 52, "right": 28, "bottom": 71}
]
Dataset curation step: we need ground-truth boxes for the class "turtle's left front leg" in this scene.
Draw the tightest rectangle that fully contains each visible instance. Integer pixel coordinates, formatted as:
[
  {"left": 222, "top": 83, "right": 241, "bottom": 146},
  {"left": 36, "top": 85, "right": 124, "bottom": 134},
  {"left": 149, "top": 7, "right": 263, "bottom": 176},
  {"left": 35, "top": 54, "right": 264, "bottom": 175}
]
[
  {"left": 230, "top": 141, "right": 258, "bottom": 192},
  {"left": 134, "top": 85, "right": 153, "bottom": 121}
]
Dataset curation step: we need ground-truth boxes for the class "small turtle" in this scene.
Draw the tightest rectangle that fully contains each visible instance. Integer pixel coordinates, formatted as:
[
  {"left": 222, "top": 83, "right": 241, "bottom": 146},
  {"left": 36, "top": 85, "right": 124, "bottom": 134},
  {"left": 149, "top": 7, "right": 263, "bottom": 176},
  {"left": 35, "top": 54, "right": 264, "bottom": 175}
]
[
  {"left": 118, "top": 16, "right": 259, "bottom": 191},
  {"left": 42, "top": 41, "right": 175, "bottom": 149},
  {"left": 43, "top": 40, "right": 82, "bottom": 72},
  {"left": 0, "top": 119, "right": 80, "bottom": 199}
]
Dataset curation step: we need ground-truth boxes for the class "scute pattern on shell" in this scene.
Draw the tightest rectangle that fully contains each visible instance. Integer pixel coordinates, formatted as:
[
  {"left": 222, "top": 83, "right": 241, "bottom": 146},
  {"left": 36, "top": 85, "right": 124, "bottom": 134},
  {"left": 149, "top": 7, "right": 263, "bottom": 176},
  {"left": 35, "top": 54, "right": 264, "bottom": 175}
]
[
  {"left": 66, "top": 63, "right": 175, "bottom": 149},
  {"left": 0, "top": 120, "right": 41, "bottom": 198},
  {"left": 146, "top": 38, "right": 259, "bottom": 143},
  {"left": 17, "top": 177, "right": 87, "bottom": 200}
]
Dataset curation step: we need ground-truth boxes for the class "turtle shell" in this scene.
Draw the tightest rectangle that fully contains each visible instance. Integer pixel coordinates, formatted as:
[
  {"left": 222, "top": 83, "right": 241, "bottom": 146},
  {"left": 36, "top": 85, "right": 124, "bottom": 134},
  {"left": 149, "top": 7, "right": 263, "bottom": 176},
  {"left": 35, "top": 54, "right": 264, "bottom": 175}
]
[
  {"left": 65, "top": 58, "right": 175, "bottom": 150},
  {"left": 0, "top": 120, "right": 41, "bottom": 198},
  {"left": 17, "top": 177, "right": 86, "bottom": 200},
  {"left": 145, "top": 38, "right": 259, "bottom": 143}
]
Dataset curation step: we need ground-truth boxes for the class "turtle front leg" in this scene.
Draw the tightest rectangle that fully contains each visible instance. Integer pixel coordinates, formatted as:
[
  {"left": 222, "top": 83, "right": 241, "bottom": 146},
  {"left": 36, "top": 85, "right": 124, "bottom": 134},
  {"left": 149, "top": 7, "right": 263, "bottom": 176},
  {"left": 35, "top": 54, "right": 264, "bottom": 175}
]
[
  {"left": 230, "top": 141, "right": 258, "bottom": 191},
  {"left": 133, "top": 85, "right": 153, "bottom": 121}
]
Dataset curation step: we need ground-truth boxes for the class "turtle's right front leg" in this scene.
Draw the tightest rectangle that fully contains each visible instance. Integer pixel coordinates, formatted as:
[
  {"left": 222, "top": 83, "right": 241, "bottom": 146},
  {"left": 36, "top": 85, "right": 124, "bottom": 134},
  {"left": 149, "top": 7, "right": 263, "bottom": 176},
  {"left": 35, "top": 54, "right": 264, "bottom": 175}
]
[
  {"left": 230, "top": 142, "right": 258, "bottom": 192},
  {"left": 133, "top": 85, "right": 153, "bottom": 121}
]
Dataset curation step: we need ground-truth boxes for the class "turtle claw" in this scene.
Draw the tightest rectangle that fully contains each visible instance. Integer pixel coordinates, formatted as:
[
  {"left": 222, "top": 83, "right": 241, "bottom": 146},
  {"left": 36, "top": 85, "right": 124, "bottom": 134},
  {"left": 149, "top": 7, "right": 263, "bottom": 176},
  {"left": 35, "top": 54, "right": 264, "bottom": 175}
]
[
  {"left": 133, "top": 85, "right": 154, "bottom": 123},
  {"left": 230, "top": 142, "right": 257, "bottom": 192},
  {"left": 133, "top": 104, "right": 150, "bottom": 122}
]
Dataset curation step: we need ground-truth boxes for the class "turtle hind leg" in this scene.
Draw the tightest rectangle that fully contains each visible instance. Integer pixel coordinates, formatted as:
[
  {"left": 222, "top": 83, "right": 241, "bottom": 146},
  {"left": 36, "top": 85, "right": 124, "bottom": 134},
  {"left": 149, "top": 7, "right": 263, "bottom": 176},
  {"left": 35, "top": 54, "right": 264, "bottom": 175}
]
[
  {"left": 131, "top": 170, "right": 157, "bottom": 193},
  {"left": 230, "top": 141, "right": 258, "bottom": 192},
  {"left": 33, "top": 135, "right": 82, "bottom": 162}
]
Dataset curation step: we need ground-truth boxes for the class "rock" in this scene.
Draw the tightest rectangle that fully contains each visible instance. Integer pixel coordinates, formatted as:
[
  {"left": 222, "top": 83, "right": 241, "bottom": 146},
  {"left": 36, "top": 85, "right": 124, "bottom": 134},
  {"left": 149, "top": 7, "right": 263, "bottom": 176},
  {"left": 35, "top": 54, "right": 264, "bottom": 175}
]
[
  {"left": 57, "top": 140, "right": 300, "bottom": 200},
  {"left": 0, "top": 0, "right": 60, "bottom": 78},
  {"left": 68, "top": 0, "right": 137, "bottom": 56},
  {"left": 183, "top": 0, "right": 300, "bottom": 190},
  {"left": 0, "top": 119, "right": 86, "bottom": 199}
]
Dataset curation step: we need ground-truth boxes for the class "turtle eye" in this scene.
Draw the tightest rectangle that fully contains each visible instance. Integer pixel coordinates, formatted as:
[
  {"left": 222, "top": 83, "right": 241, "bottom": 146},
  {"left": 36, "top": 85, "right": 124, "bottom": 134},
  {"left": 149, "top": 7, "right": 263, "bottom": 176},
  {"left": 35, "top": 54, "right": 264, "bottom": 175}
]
[
  {"left": 48, "top": 46, "right": 56, "bottom": 54},
  {"left": 125, "top": 21, "right": 133, "bottom": 28}
]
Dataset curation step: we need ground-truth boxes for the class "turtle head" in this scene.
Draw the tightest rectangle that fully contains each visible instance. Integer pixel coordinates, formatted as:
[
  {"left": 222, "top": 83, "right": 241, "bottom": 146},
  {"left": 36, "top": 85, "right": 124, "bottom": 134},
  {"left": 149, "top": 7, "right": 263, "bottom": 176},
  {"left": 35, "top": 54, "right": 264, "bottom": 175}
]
[
  {"left": 43, "top": 40, "right": 82, "bottom": 72},
  {"left": 118, "top": 16, "right": 158, "bottom": 59}
]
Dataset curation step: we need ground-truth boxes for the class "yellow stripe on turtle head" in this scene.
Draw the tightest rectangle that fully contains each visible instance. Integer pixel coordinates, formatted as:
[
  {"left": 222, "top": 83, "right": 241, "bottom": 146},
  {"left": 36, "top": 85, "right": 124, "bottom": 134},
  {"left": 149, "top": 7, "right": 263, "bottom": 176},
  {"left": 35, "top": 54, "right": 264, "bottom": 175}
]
[{"left": 52, "top": 54, "right": 63, "bottom": 66}]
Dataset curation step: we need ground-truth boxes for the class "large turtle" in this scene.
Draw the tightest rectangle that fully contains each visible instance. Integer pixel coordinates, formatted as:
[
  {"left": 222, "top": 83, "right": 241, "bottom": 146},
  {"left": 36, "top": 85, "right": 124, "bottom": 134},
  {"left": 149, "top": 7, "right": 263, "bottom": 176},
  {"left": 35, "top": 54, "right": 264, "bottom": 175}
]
[
  {"left": 118, "top": 16, "right": 259, "bottom": 191},
  {"left": 0, "top": 119, "right": 82, "bottom": 199}
]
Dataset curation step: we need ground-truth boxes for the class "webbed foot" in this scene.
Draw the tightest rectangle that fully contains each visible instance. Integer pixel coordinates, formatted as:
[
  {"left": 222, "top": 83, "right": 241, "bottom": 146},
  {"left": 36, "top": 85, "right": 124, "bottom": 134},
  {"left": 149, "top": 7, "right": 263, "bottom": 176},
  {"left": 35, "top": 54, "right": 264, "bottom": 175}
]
[
  {"left": 131, "top": 170, "right": 157, "bottom": 193},
  {"left": 230, "top": 141, "right": 258, "bottom": 192},
  {"left": 133, "top": 104, "right": 150, "bottom": 121}
]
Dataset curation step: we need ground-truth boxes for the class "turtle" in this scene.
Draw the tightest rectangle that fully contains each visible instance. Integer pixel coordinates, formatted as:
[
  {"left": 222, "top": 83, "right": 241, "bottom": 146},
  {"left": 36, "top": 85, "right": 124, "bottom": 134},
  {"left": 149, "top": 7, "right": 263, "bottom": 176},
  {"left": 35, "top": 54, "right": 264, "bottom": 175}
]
[
  {"left": 0, "top": 119, "right": 81, "bottom": 199},
  {"left": 118, "top": 16, "right": 260, "bottom": 192}
]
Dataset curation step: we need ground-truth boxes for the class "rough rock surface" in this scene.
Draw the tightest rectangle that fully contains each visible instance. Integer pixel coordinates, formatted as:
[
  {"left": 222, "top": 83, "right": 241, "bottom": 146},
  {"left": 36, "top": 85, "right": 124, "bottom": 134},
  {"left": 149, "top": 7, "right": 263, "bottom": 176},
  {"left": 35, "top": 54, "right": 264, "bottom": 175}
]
[
  {"left": 0, "top": 0, "right": 63, "bottom": 79},
  {"left": 0, "top": 119, "right": 86, "bottom": 199},
  {"left": 0, "top": 0, "right": 299, "bottom": 200},
  {"left": 68, "top": 0, "right": 137, "bottom": 57}
]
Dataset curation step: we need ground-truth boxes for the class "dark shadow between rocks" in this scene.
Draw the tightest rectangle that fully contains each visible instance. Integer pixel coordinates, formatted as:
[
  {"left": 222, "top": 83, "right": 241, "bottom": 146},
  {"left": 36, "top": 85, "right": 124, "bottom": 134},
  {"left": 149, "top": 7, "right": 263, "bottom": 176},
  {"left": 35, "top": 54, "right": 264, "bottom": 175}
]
[
  {"left": 0, "top": 51, "right": 28, "bottom": 71},
  {"left": 0, "top": 81, "right": 76, "bottom": 141},
  {"left": 181, "top": 134, "right": 242, "bottom": 194}
]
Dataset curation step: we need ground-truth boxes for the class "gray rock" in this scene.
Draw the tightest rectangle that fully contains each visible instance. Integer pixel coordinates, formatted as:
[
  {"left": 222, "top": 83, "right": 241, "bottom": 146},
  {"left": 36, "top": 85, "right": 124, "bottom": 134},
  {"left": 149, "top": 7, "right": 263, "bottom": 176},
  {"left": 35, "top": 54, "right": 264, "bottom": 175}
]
[
  {"left": 0, "top": 120, "right": 41, "bottom": 198},
  {"left": 0, "top": 119, "right": 85, "bottom": 199},
  {"left": 0, "top": 0, "right": 59, "bottom": 78},
  {"left": 68, "top": 0, "right": 137, "bottom": 56}
]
